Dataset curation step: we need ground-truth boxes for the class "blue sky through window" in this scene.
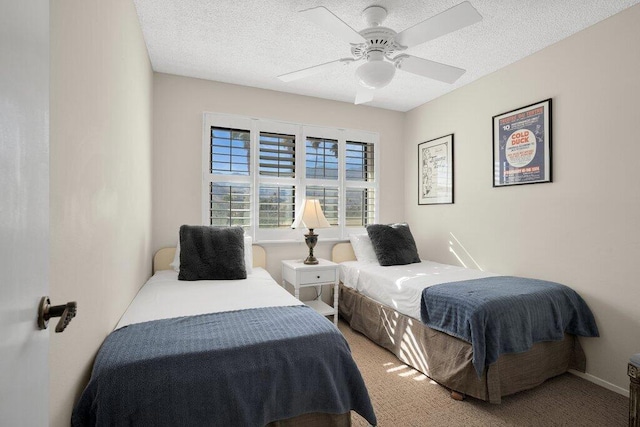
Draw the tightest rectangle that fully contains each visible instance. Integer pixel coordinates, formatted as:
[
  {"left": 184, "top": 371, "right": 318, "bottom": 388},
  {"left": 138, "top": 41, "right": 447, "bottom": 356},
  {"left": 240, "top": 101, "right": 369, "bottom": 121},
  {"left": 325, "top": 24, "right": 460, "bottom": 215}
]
[{"left": 211, "top": 127, "right": 250, "bottom": 175}]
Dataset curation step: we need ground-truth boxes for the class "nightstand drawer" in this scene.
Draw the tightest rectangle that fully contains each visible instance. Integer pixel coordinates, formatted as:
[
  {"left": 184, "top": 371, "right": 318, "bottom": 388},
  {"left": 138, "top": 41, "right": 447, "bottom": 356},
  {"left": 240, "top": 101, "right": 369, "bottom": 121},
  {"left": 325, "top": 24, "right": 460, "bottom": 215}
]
[{"left": 299, "top": 269, "right": 336, "bottom": 285}]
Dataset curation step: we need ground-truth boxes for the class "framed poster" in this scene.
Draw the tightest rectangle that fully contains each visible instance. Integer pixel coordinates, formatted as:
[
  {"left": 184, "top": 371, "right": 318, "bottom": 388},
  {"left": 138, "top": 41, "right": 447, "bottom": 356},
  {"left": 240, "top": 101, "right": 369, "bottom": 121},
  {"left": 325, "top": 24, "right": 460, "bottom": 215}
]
[
  {"left": 492, "top": 98, "right": 552, "bottom": 187},
  {"left": 418, "top": 134, "right": 453, "bottom": 205}
]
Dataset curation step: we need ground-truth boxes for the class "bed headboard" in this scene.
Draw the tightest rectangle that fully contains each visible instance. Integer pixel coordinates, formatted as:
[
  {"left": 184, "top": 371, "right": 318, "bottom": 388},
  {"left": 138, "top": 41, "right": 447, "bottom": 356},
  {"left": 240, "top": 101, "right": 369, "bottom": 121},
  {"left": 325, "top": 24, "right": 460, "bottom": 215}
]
[
  {"left": 331, "top": 242, "right": 356, "bottom": 264},
  {"left": 153, "top": 245, "right": 267, "bottom": 273}
]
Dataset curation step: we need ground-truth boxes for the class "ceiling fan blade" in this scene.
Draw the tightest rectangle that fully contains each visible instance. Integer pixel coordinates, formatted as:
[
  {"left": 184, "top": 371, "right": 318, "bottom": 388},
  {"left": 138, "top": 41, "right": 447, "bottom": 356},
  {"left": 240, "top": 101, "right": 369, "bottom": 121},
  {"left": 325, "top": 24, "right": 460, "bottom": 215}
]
[
  {"left": 355, "top": 86, "right": 375, "bottom": 105},
  {"left": 395, "top": 55, "right": 466, "bottom": 84},
  {"left": 395, "top": 1, "right": 482, "bottom": 48},
  {"left": 300, "top": 6, "right": 366, "bottom": 45},
  {"left": 278, "top": 58, "right": 354, "bottom": 82}
]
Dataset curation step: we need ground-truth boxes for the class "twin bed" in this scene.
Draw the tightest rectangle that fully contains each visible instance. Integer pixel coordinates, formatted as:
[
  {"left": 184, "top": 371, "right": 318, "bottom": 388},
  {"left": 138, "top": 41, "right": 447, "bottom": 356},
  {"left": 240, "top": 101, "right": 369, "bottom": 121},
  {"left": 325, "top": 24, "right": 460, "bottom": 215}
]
[
  {"left": 72, "top": 222, "right": 599, "bottom": 426},
  {"left": 332, "top": 241, "right": 598, "bottom": 404},
  {"left": 72, "top": 242, "right": 376, "bottom": 427}
]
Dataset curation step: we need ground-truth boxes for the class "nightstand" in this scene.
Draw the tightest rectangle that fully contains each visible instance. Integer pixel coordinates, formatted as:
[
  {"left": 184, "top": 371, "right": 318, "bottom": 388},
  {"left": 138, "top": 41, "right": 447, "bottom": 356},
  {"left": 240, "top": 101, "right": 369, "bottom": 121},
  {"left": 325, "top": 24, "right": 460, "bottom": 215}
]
[{"left": 281, "top": 258, "right": 339, "bottom": 325}]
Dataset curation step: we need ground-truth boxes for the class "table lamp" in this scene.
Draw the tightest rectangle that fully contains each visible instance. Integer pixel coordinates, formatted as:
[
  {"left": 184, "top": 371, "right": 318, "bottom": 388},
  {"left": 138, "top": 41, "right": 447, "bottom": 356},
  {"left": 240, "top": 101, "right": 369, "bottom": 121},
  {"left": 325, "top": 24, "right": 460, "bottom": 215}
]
[{"left": 291, "top": 199, "right": 331, "bottom": 264}]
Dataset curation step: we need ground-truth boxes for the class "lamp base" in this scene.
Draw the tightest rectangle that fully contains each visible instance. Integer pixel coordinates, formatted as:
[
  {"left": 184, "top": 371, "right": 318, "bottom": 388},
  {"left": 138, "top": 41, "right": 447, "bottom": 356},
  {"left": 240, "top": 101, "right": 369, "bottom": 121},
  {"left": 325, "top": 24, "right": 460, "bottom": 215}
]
[
  {"left": 303, "top": 255, "right": 319, "bottom": 265},
  {"left": 303, "top": 229, "right": 319, "bottom": 265}
]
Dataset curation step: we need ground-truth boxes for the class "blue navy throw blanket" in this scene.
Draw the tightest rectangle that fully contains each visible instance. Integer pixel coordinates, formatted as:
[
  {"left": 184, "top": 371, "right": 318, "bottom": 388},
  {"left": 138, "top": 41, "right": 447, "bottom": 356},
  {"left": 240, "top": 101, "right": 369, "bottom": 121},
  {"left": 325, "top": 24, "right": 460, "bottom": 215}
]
[
  {"left": 72, "top": 306, "right": 376, "bottom": 426},
  {"left": 420, "top": 276, "right": 599, "bottom": 377}
]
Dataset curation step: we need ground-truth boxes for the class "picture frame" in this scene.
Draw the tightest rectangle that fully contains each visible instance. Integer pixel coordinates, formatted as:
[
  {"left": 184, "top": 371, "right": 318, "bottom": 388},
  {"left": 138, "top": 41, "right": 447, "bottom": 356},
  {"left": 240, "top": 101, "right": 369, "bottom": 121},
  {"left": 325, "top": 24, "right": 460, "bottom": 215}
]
[
  {"left": 492, "top": 98, "right": 552, "bottom": 187},
  {"left": 418, "top": 134, "right": 453, "bottom": 205}
]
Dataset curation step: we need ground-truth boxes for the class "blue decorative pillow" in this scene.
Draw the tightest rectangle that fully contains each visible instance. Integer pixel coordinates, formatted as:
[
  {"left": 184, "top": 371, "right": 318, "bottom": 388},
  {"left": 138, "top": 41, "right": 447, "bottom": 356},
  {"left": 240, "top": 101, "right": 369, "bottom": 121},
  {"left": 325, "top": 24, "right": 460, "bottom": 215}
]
[
  {"left": 366, "top": 223, "right": 421, "bottom": 266},
  {"left": 178, "top": 225, "right": 247, "bottom": 281}
]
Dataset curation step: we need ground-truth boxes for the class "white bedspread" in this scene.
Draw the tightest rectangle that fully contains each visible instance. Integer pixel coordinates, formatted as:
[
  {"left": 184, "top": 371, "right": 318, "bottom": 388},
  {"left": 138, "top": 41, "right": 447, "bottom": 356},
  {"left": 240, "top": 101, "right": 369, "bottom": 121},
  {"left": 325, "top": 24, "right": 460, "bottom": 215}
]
[
  {"left": 339, "top": 260, "right": 499, "bottom": 320},
  {"left": 116, "top": 268, "right": 302, "bottom": 329}
]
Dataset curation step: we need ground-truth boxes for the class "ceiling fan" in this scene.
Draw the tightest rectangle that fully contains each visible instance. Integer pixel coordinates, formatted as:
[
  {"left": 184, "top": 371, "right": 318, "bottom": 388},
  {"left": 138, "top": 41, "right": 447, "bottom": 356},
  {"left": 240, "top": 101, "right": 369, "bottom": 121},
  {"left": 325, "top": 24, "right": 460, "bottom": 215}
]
[{"left": 278, "top": 2, "right": 482, "bottom": 105}]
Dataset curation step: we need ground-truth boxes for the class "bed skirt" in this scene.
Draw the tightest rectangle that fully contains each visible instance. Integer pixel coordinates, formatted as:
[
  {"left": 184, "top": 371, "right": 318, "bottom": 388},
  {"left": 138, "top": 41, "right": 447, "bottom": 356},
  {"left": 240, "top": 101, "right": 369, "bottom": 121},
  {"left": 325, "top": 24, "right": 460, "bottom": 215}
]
[
  {"left": 339, "top": 283, "right": 586, "bottom": 403},
  {"left": 267, "top": 412, "right": 350, "bottom": 426}
]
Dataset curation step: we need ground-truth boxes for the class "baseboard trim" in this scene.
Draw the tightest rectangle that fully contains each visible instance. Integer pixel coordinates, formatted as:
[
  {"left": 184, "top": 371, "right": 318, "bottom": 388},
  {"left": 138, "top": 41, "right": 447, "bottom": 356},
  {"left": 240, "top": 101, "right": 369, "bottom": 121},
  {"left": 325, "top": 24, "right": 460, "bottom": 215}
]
[{"left": 569, "top": 369, "right": 628, "bottom": 397}]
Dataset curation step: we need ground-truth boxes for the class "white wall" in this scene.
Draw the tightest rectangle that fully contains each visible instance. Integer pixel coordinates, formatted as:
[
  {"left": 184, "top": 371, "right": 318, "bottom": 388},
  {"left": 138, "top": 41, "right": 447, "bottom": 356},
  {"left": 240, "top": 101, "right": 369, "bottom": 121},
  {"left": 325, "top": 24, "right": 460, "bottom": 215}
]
[
  {"left": 152, "top": 74, "right": 405, "bottom": 286},
  {"left": 49, "top": 1, "right": 153, "bottom": 425},
  {"left": 403, "top": 4, "right": 640, "bottom": 392}
]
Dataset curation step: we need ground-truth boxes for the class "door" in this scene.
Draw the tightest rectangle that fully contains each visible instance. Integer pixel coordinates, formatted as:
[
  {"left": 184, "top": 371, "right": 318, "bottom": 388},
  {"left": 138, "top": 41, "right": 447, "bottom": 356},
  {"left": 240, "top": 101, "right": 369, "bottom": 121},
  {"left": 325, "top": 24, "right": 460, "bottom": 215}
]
[{"left": 0, "top": 1, "right": 50, "bottom": 425}]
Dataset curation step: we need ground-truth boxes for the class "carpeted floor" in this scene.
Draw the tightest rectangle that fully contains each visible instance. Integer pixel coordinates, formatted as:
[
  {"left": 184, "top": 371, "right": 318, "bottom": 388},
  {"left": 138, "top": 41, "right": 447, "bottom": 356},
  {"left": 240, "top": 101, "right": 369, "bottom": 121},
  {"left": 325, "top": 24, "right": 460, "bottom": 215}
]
[{"left": 339, "top": 321, "right": 628, "bottom": 426}]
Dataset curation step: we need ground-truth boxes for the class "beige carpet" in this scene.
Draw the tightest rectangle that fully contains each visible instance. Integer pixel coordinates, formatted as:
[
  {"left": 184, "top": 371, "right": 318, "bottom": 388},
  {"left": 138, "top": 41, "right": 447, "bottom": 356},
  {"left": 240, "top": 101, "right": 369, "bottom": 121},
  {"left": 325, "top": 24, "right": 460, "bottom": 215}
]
[{"left": 339, "top": 321, "right": 628, "bottom": 426}]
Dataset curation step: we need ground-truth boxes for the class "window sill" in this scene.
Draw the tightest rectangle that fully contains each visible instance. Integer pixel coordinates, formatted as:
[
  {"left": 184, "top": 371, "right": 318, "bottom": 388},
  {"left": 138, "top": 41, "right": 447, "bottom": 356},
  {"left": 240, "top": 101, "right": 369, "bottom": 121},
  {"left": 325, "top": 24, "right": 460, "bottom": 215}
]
[{"left": 254, "top": 238, "right": 349, "bottom": 246}]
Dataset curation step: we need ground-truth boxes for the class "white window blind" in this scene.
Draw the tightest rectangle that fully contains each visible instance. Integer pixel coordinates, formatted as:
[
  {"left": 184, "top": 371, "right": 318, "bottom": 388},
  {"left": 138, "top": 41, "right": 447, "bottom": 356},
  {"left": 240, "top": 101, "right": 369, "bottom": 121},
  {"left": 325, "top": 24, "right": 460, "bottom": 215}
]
[
  {"left": 259, "top": 185, "right": 296, "bottom": 228},
  {"left": 344, "top": 140, "right": 376, "bottom": 227},
  {"left": 345, "top": 188, "right": 375, "bottom": 227},
  {"left": 306, "top": 137, "right": 338, "bottom": 179},
  {"left": 208, "top": 182, "right": 251, "bottom": 228},
  {"left": 203, "top": 113, "right": 379, "bottom": 241},
  {"left": 259, "top": 132, "right": 295, "bottom": 178},
  {"left": 306, "top": 186, "right": 339, "bottom": 226},
  {"left": 210, "top": 127, "right": 250, "bottom": 175},
  {"left": 346, "top": 141, "right": 375, "bottom": 182}
]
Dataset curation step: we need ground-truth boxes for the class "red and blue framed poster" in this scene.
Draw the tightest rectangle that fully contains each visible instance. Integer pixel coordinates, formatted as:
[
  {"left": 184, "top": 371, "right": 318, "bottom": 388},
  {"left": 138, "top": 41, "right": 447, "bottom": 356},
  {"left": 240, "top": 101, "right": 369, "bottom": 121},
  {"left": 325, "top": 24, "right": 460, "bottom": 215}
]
[{"left": 492, "top": 98, "right": 552, "bottom": 187}]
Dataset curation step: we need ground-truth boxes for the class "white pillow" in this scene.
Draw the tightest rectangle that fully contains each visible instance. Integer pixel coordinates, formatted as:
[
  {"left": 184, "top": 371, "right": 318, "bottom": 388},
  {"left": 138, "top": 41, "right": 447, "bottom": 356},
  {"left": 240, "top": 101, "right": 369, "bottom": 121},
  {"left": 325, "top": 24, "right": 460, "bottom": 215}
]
[
  {"left": 170, "top": 240, "right": 181, "bottom": 272},
  {"left": 170, "top": 235, "right": 253, "bottom": 274},
  {"left": 349, "top": 234, "right": 378, "bottom": 263},
  {"left": 243, "top": 236, "right": 253, "bottom": 275}
]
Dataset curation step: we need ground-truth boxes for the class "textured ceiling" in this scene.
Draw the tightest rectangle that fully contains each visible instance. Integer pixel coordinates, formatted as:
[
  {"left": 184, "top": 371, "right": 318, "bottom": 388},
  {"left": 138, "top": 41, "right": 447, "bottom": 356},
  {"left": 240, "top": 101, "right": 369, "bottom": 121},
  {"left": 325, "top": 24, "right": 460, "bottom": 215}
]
[{"left": 133, "top": 0, "right": 639, "bottom": 112}]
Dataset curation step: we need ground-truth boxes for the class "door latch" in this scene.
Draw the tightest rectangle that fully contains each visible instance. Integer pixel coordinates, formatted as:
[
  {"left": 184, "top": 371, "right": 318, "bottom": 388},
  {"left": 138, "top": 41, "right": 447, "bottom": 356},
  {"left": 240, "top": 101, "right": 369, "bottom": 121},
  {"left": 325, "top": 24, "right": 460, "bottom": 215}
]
[{"left": 38, "top": 296, "right": 77, "bottom": 332}]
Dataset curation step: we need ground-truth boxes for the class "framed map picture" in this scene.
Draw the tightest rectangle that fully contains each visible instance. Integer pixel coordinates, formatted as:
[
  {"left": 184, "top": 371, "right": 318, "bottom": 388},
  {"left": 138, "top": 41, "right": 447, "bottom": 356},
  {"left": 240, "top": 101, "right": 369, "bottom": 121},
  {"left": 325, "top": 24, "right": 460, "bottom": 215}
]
[
  {"left": 492, "top": 98, "right": 552, "bottom": 187},
  {"left": 418, "top": 134, "right": 453, "bottom": 205}
]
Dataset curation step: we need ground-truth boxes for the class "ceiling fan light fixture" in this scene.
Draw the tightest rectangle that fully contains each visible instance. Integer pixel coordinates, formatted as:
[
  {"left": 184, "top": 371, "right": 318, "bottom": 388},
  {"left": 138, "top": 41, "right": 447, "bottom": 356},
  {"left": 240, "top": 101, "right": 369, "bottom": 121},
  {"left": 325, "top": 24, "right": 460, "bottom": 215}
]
[
  {"left": 355, "top": 59, "right": 396, "bottom": 89},
  {"left": 284, "top": 2, "right": 484, "bottom": 104}
]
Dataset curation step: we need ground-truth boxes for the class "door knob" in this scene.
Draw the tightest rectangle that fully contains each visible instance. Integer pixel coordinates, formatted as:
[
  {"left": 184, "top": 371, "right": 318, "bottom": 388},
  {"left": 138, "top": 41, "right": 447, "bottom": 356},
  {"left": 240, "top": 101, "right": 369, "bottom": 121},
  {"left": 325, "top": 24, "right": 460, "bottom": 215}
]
[{"left": 38, "top": 296, "right": 77, "bottom": 332}]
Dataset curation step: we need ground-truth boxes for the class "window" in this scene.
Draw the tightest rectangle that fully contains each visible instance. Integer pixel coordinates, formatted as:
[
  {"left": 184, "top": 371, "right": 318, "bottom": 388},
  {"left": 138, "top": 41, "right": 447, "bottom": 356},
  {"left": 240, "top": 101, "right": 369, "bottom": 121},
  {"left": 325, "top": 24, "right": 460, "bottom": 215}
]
[
  {"left": 207, "top": 125, "right": 251, "bottom": 228},
  {"left": 259, "top": 185, "right": 295, "bottom": 228},
  {"left": 208, "top": 182, "right": 251, "bottom": 228},
  {"left": 203, "top": 113, "right": 378, "bottom": 241},
  {"left": 306, "top": 137, "right": 338, "bottom": 179},
  {"left": 345, "top": 188, "right": 375, "bottom": 227},
  {"left": 346, "top": 141, "right": 374, "bottom": 182},
  {"left": 259, "top": 132, "right": 295, "bottom": 178},
  {"left": 345, "top": 141, "right": 376, "bottom": 227},
  {"left": 306, "top": 186, "right": 339, "bottom": 226},
  {"left": 210, "top": 127, "right": 250, "bottom": 175}
]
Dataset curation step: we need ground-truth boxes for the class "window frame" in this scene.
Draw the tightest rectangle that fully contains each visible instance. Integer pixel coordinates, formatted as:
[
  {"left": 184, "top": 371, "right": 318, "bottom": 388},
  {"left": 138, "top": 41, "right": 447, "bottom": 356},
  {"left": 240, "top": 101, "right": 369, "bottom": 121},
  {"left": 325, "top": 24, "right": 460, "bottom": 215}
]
[{"left": 203, "top": 112, "right": 379, "bottom": 242}]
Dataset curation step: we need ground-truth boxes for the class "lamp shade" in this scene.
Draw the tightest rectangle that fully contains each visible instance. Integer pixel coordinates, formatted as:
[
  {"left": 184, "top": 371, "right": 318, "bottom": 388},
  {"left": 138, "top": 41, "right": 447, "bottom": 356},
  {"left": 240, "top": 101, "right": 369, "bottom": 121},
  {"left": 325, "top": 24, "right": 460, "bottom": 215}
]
[{"left": 291, "top": 199, "right": 331, "bottom": 229}]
